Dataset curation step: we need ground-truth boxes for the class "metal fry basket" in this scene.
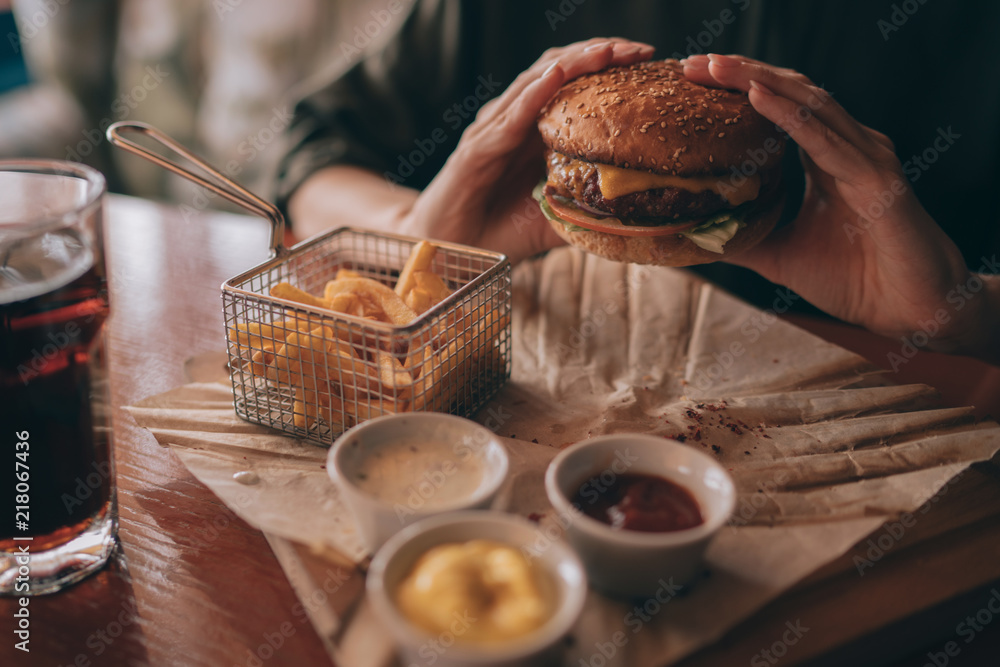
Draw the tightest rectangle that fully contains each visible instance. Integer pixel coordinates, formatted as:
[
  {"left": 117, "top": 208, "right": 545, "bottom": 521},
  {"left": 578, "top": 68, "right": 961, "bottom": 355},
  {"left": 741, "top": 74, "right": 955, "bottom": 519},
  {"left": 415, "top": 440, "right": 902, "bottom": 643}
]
[{"left": 109, "top": 122, "right": 511, "bottom": 446}]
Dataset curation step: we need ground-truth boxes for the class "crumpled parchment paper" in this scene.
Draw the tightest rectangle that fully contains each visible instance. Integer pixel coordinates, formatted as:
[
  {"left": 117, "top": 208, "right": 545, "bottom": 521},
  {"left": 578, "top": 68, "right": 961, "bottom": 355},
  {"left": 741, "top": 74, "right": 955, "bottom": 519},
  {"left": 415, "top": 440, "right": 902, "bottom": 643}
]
[{"left": 126, "top": 248, "right": 1000, "bottom": 666}]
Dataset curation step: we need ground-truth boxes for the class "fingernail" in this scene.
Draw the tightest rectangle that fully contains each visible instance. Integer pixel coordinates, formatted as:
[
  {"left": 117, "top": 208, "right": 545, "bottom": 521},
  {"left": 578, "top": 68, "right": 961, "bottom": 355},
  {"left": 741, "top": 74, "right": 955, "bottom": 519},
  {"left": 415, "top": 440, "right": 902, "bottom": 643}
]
[
  {"left": 681, "top": 55, "right": 709, "bottom": 68},
  {"left": 543, "top": 62, "right": 560, "bottom": 77},
  {"left": 585, "top": 42, "right": 611, "bottom": 52},
  {"left": 707, "top": 53, "right": 740, "bottom": 67},
  {"left": 749, "top": 80, "right": 774, "bottom": 95}
]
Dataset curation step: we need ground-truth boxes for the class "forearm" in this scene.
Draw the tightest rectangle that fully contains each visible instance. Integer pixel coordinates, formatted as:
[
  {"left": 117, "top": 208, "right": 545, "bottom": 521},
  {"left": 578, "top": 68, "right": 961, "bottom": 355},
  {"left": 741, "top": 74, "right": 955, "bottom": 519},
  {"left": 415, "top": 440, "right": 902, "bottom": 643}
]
[{"left": 288, "top": 166, "right": 418, "bottom": 242}]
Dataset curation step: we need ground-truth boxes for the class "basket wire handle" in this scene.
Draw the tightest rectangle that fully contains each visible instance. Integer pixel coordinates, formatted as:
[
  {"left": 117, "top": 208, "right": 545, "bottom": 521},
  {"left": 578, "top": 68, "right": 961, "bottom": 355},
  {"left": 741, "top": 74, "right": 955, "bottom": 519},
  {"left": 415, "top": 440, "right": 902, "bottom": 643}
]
[{"left": 106, "top": 121, "right": 286, "bottom": 257}]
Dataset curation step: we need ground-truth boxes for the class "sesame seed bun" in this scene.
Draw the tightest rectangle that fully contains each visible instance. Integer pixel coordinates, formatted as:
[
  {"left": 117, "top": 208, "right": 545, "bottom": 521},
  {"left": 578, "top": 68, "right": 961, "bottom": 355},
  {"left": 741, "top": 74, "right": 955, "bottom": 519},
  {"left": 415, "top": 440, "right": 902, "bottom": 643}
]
[{"left": 538, "top": 59, "right": 784, "bottom": 176}]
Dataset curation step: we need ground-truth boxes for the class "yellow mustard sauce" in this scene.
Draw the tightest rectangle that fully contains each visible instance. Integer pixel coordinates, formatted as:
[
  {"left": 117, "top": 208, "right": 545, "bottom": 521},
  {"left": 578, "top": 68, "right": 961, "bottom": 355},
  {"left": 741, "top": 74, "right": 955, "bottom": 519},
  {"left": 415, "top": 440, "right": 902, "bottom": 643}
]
[{"left": 395, "top": 540, "right": 554, "bottom": 644}]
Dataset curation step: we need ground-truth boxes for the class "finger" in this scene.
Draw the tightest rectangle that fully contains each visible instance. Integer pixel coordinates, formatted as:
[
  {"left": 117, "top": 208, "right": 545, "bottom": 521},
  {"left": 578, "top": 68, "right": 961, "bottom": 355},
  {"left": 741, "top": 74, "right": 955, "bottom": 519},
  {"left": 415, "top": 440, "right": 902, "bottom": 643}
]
[
  {"left": 680, "top": 56, "right": 719, "bottom": 88},
  {"left": 712, "top": 54, "right": 812, "bottom": 82},
  {"left": 500, "top": 63, "right": 571, "bottom": 146},
  {"left": 475, "top": 39, "right": 653, "bottom": 126},
  {"left": 548, "top": 40, "right": 653, "bottom": 84},
  {"left": 681, "top": 54, "right": 809, "bottom": 87},
  {"left": 456, "top": 63, "right": 569, "bottom": 172},
  {"left": 704, "top": 53, "right": 883, "bottom": 157},
  {"left": 746, "top": 82, "right": 879, "bottom": 188},
  {"left": 865, "top": 127, "right": 895, "bottom": 151},
  {"left": 465, "top": 61, "right": 567, "bottom": 150}
]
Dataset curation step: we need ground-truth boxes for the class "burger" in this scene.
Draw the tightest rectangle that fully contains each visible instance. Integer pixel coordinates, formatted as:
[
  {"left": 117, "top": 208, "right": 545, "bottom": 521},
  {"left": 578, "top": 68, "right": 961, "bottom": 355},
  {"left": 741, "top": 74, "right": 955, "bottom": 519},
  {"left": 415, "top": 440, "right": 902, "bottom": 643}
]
[{"left": 535, "top": 59, "right": 786, "bottom": 266}]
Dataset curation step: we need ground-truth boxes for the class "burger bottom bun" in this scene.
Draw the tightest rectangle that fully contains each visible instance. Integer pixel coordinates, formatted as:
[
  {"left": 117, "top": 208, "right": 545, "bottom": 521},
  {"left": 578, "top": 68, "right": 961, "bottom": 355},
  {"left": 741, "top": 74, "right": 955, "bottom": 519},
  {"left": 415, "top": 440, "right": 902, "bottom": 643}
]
[{"left": 547, "top": 194, "right": 785, "bottom": 267}]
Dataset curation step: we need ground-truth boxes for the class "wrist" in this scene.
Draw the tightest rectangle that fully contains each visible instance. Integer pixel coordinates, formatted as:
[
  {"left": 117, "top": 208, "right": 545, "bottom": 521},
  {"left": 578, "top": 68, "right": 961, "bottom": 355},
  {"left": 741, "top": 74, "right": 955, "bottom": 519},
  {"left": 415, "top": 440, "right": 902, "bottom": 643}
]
[{"left": 927, "top": 273, "right": 1000, "bottom": 365}]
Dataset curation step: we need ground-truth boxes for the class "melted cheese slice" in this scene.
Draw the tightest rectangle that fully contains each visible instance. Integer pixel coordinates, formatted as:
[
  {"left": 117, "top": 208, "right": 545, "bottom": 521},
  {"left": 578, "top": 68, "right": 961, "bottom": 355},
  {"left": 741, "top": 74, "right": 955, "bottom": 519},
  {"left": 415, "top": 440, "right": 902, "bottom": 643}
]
[{"left": 595, "top": 163, "right": 760, "bottom": 205}]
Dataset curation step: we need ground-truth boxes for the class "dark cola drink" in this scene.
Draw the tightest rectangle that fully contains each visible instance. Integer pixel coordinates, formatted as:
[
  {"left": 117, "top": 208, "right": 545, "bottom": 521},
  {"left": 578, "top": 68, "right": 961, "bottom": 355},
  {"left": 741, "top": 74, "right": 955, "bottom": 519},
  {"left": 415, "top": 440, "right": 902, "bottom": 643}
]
[
  {"left": 0, "top": 161, "right": 116, "bottom": 597},
  {"left": 1, "top": 255, "right": 111, "bottom": 544}
]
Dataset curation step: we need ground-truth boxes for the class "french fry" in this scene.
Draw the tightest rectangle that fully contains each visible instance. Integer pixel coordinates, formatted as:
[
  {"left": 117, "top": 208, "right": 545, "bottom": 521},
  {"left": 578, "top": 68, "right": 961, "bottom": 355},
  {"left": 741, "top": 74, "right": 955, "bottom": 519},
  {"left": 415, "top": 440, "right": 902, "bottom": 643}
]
[
  {"left": 328, "top": 293, "right": 357, "bottom": 314},
  {"left": 395, "top": 241, "right": 437, "bottom": 297},
  {"left": 271, "top": 282, "right": 332, "bottom": 310},
  {"left": 377, "top": 352, "right": 414, "bottom": 401},
  {"left": 404, "top": 341, "right": 434, "bottom": 379},
  {"left": 343, "top": 392, "right": 401, "bottom": 426},
  {"left": 405, "top": 287, "right": 432, "bottom": 314},
  {"left": 319, "top": 391, "right": 347, "bottom": 430},
  {"left": 229, "top": 319, "right": 305, "bottom": 348},
  {"left": 250, "top": 344, "right": 274, "bottom": 376},
  {"left": 323, "top": 270, "right": 364, "bottom": 302},
  {"left": 336, "top": 268, "right": 362, "bottom": 281},
  {"left": 324, "top": 277, "right": 417, "bottom": 325},
  {"left": 413, "top": 270, "right": 451, "bottom": 303},
  {"left": 266, "top": 343, "right": 308, "bottom": 388},
  {"left": 267, "top": 334, "right": 333, "bottom": 391},
  {"left": 293, "top": 389, "right": 320, "bottom": 430},
  {"left": 281, "top": 329, "right": 382, "bottom": 394},
  {"left": 411, "top": 334, "right": 474, "bottom": 412},
  {"left": 473, "top": 308, "right": 510, "bottom": 344}
]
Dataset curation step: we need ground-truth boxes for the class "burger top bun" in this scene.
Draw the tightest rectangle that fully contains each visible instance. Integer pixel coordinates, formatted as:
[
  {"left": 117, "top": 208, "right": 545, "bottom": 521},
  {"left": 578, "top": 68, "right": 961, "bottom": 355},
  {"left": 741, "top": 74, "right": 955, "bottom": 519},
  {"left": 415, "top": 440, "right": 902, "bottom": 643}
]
[{"left": 537, "top": 59, "right": 784, "bottom": 177}]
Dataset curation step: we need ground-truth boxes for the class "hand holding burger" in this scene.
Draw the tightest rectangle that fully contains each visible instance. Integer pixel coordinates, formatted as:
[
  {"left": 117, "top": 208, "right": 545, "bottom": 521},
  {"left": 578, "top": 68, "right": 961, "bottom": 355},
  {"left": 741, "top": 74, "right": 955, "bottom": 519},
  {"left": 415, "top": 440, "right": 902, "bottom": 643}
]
[
  {"left": 681, "top": 53, "right": 999, "bottom": 362},
  {"left": 399, "top": 39, "right": 656, "bottom": 264}
]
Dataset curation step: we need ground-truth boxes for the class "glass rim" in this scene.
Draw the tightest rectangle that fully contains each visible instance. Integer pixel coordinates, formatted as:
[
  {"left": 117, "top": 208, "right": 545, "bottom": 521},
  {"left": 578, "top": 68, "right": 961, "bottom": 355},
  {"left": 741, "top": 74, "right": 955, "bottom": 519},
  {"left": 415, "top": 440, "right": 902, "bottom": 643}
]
[{"left": 0, "top": 159, "right": 106, "bottom": 233}]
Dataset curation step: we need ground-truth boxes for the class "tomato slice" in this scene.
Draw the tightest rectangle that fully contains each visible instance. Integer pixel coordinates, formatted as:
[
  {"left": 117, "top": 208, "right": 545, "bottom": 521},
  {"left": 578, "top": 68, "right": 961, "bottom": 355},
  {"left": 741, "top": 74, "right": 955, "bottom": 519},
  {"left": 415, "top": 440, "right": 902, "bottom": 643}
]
[{"left": 545, "top": 194, "right": 701, "bottom": 237}]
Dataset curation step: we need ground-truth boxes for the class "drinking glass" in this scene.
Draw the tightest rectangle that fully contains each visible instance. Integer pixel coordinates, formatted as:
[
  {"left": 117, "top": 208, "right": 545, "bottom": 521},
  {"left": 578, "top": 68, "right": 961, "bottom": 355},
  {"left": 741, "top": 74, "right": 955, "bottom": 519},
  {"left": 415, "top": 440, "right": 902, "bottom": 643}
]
[{"left": 0, "top": 160, "right": 117, "bottom": 595}]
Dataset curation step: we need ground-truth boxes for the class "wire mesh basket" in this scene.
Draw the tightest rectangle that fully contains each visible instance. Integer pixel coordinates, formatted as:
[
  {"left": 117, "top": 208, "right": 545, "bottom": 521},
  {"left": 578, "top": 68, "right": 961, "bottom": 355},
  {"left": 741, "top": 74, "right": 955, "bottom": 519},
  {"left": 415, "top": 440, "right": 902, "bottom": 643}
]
[
  {"left": 109, "top": 122, "right": 511, "bottom": 446},
  {"left": 223, "top": 229, "right": 511, "bottom": 445}
]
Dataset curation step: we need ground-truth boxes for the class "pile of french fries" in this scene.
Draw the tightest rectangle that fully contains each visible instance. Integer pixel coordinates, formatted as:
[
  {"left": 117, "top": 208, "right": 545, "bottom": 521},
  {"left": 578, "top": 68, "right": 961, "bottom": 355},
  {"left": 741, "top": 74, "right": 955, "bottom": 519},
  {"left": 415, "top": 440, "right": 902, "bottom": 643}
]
[{"left": 227, "top": 241, "right": 508, "bottom": 432}]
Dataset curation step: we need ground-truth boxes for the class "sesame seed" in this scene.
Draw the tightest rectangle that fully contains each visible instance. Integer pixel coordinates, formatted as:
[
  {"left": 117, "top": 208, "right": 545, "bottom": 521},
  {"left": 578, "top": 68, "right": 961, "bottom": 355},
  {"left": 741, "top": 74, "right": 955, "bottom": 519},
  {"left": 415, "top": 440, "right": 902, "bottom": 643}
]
[
  {"left": 718, "top": 132, "right": 725, "bottom": 138},
  {"left": 709, "top": 155, "right": 714, "bottom": 163},
  {"left": 565, "top": 118, "right": 572, "bottom": 124},
  {"left": 658, "top": 136, "right": 665, "bottom": 141},
  {"left": 695, "top": 114, "right": 703, "bottom": 119},
  {"left": 706, "top": 117, "right": 714, "bottom": 125},
  {"left": 695, "top": 125, "right": 707, "bottom": 131},
  {"left": 681, "top": 130, "right": 689, "bottom": 136},
  {"left": 577, "top": 102, "right": 585, "bottom": 109},
  {"left": 613, "top": 129, "right": 621, "bottom": 136}
]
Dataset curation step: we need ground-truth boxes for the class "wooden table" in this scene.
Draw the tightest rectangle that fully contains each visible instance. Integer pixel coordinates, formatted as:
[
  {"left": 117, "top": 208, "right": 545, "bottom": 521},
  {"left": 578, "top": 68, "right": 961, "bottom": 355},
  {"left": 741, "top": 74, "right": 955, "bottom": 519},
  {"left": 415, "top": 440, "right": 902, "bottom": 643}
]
[{"left": 2, "top": 195, "right": 998, "bottom": 667}]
